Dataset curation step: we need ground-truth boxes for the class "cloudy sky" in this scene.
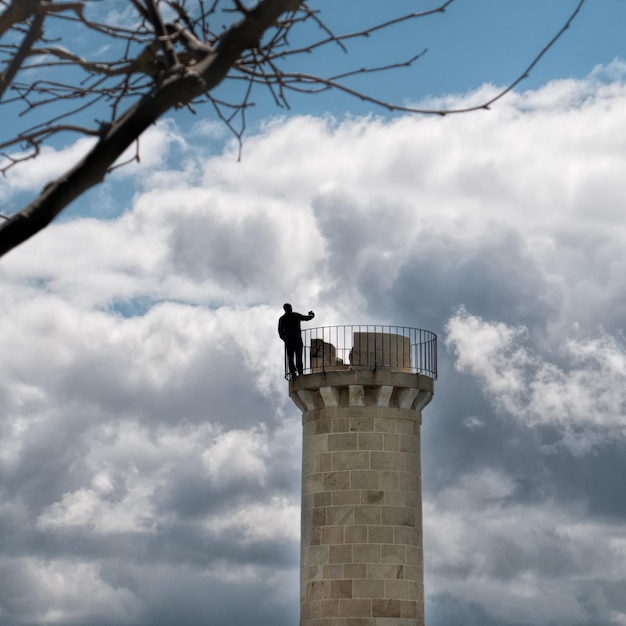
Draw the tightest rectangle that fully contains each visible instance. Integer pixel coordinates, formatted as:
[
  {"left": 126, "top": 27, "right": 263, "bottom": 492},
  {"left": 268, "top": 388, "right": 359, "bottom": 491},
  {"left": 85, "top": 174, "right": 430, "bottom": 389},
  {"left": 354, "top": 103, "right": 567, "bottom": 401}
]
[{"left": 1, "top": 1, "right": 626, "bottom": 625}]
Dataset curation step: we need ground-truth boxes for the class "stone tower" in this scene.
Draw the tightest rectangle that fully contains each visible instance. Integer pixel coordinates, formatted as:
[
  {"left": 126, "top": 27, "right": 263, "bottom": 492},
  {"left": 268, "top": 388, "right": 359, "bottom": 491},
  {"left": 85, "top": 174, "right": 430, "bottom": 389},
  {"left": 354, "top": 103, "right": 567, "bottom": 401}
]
[{"left": 287, "top": 326, "right": 437, "bottom": 626}]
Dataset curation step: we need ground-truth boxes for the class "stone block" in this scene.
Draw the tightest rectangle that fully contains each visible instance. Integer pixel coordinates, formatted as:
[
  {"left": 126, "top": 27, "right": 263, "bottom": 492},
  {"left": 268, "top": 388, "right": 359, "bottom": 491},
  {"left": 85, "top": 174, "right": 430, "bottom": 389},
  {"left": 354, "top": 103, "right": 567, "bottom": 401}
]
[
  {"left": 373, "top": 418, "right": 395, "bottom": 433},
  {"left": 328, "top": 433, "right": 359, "bottom": 451},
  {"left": 345, "top": 619, "right": 376, "bottom": 626},
  {"left": 397, "top": 388, "right": 419, "bottom": 410},
  {"left": 306, "top": 579, "right": 331, "bottom": 600},
  {"left": 372, "top": 599, "right": 402, "bottom": 618},
  {"left": 308, "top": 527, "right": 322, "bottom": 546},
  {"left": 303, "top": 472, "right": 323, "bottom": 495},
  {"left": 302, "top": 508, "right": 313, "bottom": 531},
  {"left": 399, "top": 433, "right": 418, "bottom": 452},
  {"left": 347, "top": 406, "right": 379, "bottom": 419},
  {"left": 414, "top": 388, "right": 433, "bottom": 412},
  {"left": 368, "top": 526, "right": 394, "bottom": 544},
  {"left": 314, "top": 491, "right": 332, "bottom": 507},
  {"left": 302, "top": 408, "right": 324, "bottom": 424},
  {"left": 350, "top": 470, "right": 379, "bottom": 490},
  {"left": 329, "top": 544, "right": 353, "bottom": 564},
  {"left": 309, "top": 433, "right": 329, "bottom": 454},
  {"left": 406, "top": 546, "right": 422, "bottom": 566},
  {"left": 320, "top": 453, "right": 332, "bottom": 472},
  {"left": 323, "top": 564, "right": 344, "bottom": 580},
  {"left": 310, "top": 338, "right": 341, "bottom": 369},
  {"left": 366, "top": 563, "right": 404, "bottom": 580},
  {"left": 344, "top": 525, "right": 367, "bottom": 544},
  {"left": 312, "top": 507, "right": 327, "bottom": 527},
  {"left": 382, "top": 434, "right": 400, "bottom": 452},
  {"left": 352, "top": 543, "right": 381, "bottom": 564},
  {"left": 297, "top": 389, "right": 318, "bottom": 411},
  {"left": 339, "top": 599, "right": 372, "bottom": 618},
  {"left": 397, "top": 472, "right": 417, "bottom": 492},
  {"left": 405, "top": 453, "right": 420, "bottom": 474},
  {"left": 350, "top": 332, "right": 410, "bottom": 368},
  {"left": 395, "top": 419, "right": 416, "bottom": 436},
  {"left": 381, "top": 544, "right": 406, "bottom": 564},
  {"left": 378, "top": 471, "right": 399, "bottom": 491},
  {"left": 348, "top": 385, "right": 365, "bottom": 407},
  {"left": 319, "top": 385, "right": 340, "bottom": 407},
  {"left": 343, "top": 563, "right": 366, "bottom": 579},
  {"left": 376, "top": 385, "right": 394, "bottom": 407},
  {"left": 358, "top": 433, "right": 383, "bottom": 451},
  {"left": 303, "top": 453, "right": 320, "bottom": 474},
  {"left": 401, "top": 600, "right": 417, "bottom": 618},
  {"left": 362, "top": 490, "right": 384, "bottom": 504},
  {"left": 384, "top": 579, "right": 418, "bottom": 601},
  {"left": 315, "top": 419, "right": 332, "bottom": 435},
  {"left": 327, "top": 506, "right": 355, "bottom": 526},
  {"left": 381, "top": 506, "right": 414, "bottom": 527},
  {"left": 332, "top": 451, "right": 370, "bottom": 471},
  {"left": 349, "top": 417, "right": 374, "bottom": 432},
  {"left": 331, "top": 579, "right": 353, "bottom": 599},
  {"left": 333, "top": 489, "right": 361, "bottom": 506},
  {"left": 404, "top": 565, "right": 421, "bottom": 582},
  {"left": 306, "top": 565, "right": 323, "bottom": 582},
  {"left": 304, "top": 618, "right": 346, "bottom": 626},
  {"left": 393, "top": 526, "right": 418, "bottom": 546},
  {"left": 370, "top": 451, "right": 405, "bottom": 472},
  {"left": 311, "top": 599, "right": 341, "bottom": 618},
  {"left": 384, "top": 491, "right": 406, "bottom": 507},
  {"left": 376, "top": 619, "right": 420, "bottom": 626},
  {"left": 354, "top": 505, "right": 381, "bottom": 525},
  {"left": 352, "top": 579, "right": 384, "bottom": 599},
  {"left": 333, "top": 418, "right": 350, "bottom": 432},
  {"left": 322, "top": 526, "right": 345, "bottom": 545},
  {"left": 323, "top": 471, "right": 351, "bottom": 491},
  {"left": 307, "top": 545, "right": 329, "bottom": 566},
  {"left": 405, "top": 492, "right": 418, "bottom": 509}
]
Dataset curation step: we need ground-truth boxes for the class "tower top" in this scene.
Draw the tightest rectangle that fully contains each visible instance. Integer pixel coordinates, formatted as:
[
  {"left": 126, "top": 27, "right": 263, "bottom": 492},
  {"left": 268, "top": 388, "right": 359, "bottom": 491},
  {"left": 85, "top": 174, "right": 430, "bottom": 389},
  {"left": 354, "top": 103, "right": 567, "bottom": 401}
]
[{"left": 283, "top": 324, "right": 437, "bottom": 381}]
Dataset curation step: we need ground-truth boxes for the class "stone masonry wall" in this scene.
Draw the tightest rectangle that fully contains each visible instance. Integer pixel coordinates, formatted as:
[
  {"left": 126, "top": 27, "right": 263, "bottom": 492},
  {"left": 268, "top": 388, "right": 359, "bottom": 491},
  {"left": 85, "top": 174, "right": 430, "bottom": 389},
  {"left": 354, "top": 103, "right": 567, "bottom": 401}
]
[{"left": 290, "top": 370, "right": 434, "bottom": 626}]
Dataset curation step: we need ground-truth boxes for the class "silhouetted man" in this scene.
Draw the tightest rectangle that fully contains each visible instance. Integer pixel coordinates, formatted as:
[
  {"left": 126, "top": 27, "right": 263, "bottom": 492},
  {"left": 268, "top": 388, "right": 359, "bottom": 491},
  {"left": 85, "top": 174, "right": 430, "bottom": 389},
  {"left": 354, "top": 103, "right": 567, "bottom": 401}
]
[{"left": 278, "top": 303, "right": 315, "bottom": 378}]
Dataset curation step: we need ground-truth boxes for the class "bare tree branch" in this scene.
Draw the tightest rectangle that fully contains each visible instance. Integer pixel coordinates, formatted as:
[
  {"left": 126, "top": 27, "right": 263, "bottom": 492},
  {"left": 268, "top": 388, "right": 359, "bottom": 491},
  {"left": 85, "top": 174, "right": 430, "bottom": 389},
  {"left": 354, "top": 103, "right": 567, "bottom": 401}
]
[
  {"left": 0, "top": 0, "right": 82, "bottom": 36},
  {"left": 144, "top": 0, "right": 180, "bottom": 69},
  {"left": 0, "top": 0, "right": 589, "bottom": 258},
  {"left": 0, "top": 6, "right": 43, "bottom": 99},
  {"left": 0, "top": 0, "right": 304, "bottom": 256}
]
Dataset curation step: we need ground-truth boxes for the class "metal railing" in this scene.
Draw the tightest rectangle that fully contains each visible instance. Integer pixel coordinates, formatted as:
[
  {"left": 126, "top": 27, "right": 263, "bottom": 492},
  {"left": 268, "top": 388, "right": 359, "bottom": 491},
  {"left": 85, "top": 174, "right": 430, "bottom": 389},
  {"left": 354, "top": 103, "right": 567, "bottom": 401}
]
[{"left": 284, "top": 325, "right": 437, "bottom": 380}]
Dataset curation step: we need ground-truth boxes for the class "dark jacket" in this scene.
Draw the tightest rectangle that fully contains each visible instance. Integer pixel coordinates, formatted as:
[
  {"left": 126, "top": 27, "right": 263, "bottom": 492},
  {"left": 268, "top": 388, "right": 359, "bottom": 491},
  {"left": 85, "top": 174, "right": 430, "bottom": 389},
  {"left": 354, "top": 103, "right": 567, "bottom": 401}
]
[{"left": 278, "top": 311, "right": 314, "bottom": 342}]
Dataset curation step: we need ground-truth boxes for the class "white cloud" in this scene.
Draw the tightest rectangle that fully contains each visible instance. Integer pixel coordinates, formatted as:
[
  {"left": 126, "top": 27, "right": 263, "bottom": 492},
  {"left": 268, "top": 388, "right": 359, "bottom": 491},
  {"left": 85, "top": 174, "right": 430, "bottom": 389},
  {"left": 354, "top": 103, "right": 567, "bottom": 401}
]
[
  {"left": 611, "top": 612, "right": 626, "bottom": 626},
  {"left": 203, "top": 427, "right": 270, "bottom": 485},
  {"left": 0, "top": 138, "right": 95, "bottom": 199},
  {"left": 425, "top": 468, "right": 626, "bottom": 625},
  {"left": 445, "top": 309, "right": 626, "bottom": 451},
  {"left": 37, "top": 477, "right": 155, "bottom": 534},
  {"left": 7, "top": 559, "right": 140, "bottom": 625},
  {"left": 2, "top": 65, "right": 626, "bottom": 625},
  {"left": 205, "top": 496, "right": 300, "bottom": 542},
  {"left": 0, "top": 122, "right": 186, "bottom": 205}
]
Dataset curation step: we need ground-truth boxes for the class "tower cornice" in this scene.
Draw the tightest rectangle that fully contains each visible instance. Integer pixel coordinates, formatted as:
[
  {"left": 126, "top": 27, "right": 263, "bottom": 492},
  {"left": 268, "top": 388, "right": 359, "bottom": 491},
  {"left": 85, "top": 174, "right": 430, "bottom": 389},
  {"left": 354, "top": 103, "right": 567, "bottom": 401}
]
[{"left": 289, "top": 369, "right": 434, "bottom": 414}]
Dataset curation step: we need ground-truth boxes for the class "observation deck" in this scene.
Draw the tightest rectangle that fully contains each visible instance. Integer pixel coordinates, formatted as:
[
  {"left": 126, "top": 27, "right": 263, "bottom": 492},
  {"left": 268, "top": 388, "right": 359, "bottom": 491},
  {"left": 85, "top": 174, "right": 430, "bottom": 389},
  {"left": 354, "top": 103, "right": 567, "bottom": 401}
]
[{"left": 283, "top": 325, "right": 437, "bottom": 381}]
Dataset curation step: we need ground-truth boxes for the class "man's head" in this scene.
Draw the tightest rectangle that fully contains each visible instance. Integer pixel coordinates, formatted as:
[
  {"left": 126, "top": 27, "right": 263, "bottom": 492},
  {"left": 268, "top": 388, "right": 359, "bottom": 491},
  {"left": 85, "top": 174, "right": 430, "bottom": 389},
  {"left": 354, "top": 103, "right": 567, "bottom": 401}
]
[{"left": 283, "top": 303, "right": 292, "bottom": 313}]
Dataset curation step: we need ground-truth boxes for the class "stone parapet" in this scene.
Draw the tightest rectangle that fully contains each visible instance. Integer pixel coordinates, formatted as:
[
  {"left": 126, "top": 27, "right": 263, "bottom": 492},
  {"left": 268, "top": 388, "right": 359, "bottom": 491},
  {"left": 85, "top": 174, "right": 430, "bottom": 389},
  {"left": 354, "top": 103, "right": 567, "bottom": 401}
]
[{"left": 290, "top": 369, "right": 433, "bottom": 626}]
